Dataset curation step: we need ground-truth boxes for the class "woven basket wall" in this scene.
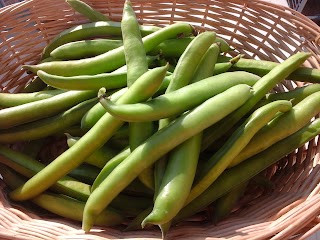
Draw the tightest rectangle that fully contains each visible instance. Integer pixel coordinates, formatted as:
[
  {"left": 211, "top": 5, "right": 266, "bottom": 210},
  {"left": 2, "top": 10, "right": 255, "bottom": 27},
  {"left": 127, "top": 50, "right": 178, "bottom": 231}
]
[{"left": 1, "top": 0, "right": 320, "bottom": 239}]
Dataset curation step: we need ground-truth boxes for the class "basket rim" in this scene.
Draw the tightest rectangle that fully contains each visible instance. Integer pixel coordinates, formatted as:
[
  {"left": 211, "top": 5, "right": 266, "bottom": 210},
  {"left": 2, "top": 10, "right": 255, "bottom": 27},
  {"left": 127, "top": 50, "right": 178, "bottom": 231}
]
[{"left": 1, "top": 0, "right": 320, "bottom": 240}]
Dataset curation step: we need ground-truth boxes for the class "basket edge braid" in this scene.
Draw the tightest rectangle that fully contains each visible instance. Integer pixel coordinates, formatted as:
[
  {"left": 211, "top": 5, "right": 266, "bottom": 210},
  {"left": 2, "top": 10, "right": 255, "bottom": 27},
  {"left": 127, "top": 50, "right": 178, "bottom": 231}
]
[{"left": 1, "top": 0, "right": 320, "bottom": 239}]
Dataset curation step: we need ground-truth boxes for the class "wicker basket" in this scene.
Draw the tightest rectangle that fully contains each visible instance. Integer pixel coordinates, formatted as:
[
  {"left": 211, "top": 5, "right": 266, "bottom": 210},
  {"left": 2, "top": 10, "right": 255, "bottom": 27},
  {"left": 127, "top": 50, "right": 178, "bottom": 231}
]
[{"left": 1, "top": 0, "right": 320, "bottom": 239}]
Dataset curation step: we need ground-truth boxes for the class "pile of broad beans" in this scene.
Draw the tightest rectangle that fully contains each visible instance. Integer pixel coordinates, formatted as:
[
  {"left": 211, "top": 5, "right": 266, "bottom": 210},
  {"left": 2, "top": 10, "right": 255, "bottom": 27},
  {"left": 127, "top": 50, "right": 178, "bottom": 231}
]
[{"left": 1, "top": 0, "right": 320, "bottom": 238}]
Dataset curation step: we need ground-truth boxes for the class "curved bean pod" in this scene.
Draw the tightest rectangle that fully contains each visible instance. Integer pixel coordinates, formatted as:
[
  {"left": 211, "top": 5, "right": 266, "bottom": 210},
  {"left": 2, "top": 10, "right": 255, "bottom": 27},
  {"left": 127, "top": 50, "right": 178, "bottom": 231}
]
[
  {"left": 190, "top": 43, "right": 220, "bottom": 83},
  {"left": 266, "top": 83, "right": 320, "bottom": 105},
  {"left": 37, "top": 70, "right": 127, "bottom": 90},
  {"left": 99, "top": 71, "right": 260, "bottom": 122},
  {"left": 122, "top": 0, "right": 148, "bottom": 88},
  {"left": 164, "top": 31, "right": 216, "bottom": 94},
  {"left": 50, "top": 39, "right": 123, "bottom": 60},
  {"left": 142, "top": 134, "right": 202, "bottom": 227},
  {"left": 0, "top": 89, "right": 64, "bottom": 107},
  {"left": 41, "top": 21, "right": 160, "bottom": 59},
  {"left": 217, "top": 55, "right": 320, "bottom": 83},
  {"left": 82, "top": 84, "right": 253, "bottom": 231},
  {"left": 0, "top": 90, "right": 95, "bottom": 129},
  {"left": 121, "top": 2, "right": 153, "bottom": 190},
  {"left": 66, "top": 0, "right": 110, "bottom": 22},
  {"left": 25, "top": 22, "right": 195, "bottom": 76},
  {"left": 0, "top": 98, "right": 97, "bottom": 143}
]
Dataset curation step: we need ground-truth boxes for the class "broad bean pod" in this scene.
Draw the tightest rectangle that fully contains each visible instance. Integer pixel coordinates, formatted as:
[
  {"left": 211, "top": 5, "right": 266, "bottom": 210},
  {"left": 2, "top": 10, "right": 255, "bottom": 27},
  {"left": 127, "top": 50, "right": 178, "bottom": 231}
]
[
  {"left": 0, "top": 90, "right": 96, "bottom": 129},
  {"left": 121, "top": 2, "right": 153, "bottom": 190},
  {"left": 0, "top": 89, "right": 64, "bottom": 107},
  {"left": 99, "top": 71, "right": 260, "bottom": 122},
  {"left": 190, "top": 43, "right": 220, "bottom": 83},
  {"left": 66, "top": 0, "right": 110, "bottom": 22},
  {"left": 0, "top": 98, "right": 97, "bottom": 143},
  {"left": 37, "top": 70, "right": 127, "bottom": 90},
  {"left": 51, "top": 39, "right": 123, "bottom": 60},
  {"left": 41, "top": 21, "right": 160, "bottom": 59},
  {"left": 144, "top": 41, "right": 222, "bottom": 232},
  {"left": 217, "top": 55, "right": 320, "bottom": 83}
]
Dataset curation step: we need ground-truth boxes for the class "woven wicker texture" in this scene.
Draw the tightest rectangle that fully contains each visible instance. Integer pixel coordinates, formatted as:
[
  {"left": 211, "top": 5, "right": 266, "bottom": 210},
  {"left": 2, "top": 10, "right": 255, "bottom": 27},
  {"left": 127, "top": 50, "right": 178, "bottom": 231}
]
[{"left": 1, "top": 0, "right": 320, "bottom": 239}]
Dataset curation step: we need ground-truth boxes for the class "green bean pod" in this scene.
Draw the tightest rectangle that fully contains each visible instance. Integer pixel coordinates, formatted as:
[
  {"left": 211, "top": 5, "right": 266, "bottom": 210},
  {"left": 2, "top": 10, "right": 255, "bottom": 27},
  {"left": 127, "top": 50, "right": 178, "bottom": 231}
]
[
  {"left": 142, "top": 133, "right": 202, "bottom": 227},
  {"left": 25, "top": 22, "right": 195, "bottom": 76},
  {"left": 187, "top": 100, "right": 292, "bottom": 204},
  {"left": 218, "top": 56, "right": 320, "bottom": 83},
  {"left": 99, "top": 71, "right": 260, "bottom": 122},
  {"left": 0, "top": 90, "right": 95, "bottom": 129},
  {"left": 66, "top": 0, "right": 110, "bottom": 22},
  {"left": 190, "top": 43, "right": 220, "bottom": 83},
  {"left": 164, "top": 31, "right": 216, "bottom": 94},
  {"left": 175, "top": 117, "right": 320, "bottom": 222},
  {"left": 229, "top": 90, "right": 320, "bottom": 167},
  {"left": 66, "top": 134, "right": 119, "bottom": 168},
  {"left": 41, "top": 21, "right": 160, "bottom": 59},
  {"left": 82, "top": 84, "right": 253, "bottom": 231},
  {"left": 121, "top": 1, "right": 154, "bottom": 190},
  {"left": 145, "top": 42, "right": 222, "bottom": 233},
  {"left": 266, "top": 83, "right": 320, "bottom": 105},
  {"left": 0, "top": 98, "right": 97, "bottom": 143},
  {"left": 37, "top": 70, "right": 127, "bottom": 91},
  {"left": 9, "top": 65, "right": 168, "bottom": 202},
  {"left": 0, "top": 89, "right": 65, "bottom": 107},
  {"left": 50, "top": 39, "right": 123, "bottom": 60},
  {"left": 253, "top": 83, "right": 320, "bottom": 110},
  {"left": 201, "top": 52, "right": 311, "bottom": 151},
  {"left": 122, "top": 0, "right": 148, "bottom": 88}
]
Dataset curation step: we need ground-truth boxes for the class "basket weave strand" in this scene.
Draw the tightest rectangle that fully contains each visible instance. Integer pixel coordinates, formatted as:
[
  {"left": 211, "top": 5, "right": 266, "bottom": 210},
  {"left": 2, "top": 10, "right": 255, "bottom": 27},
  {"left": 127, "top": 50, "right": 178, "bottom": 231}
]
[{"left": 1, "top": 0, "right": 320, "bottom": 239}]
